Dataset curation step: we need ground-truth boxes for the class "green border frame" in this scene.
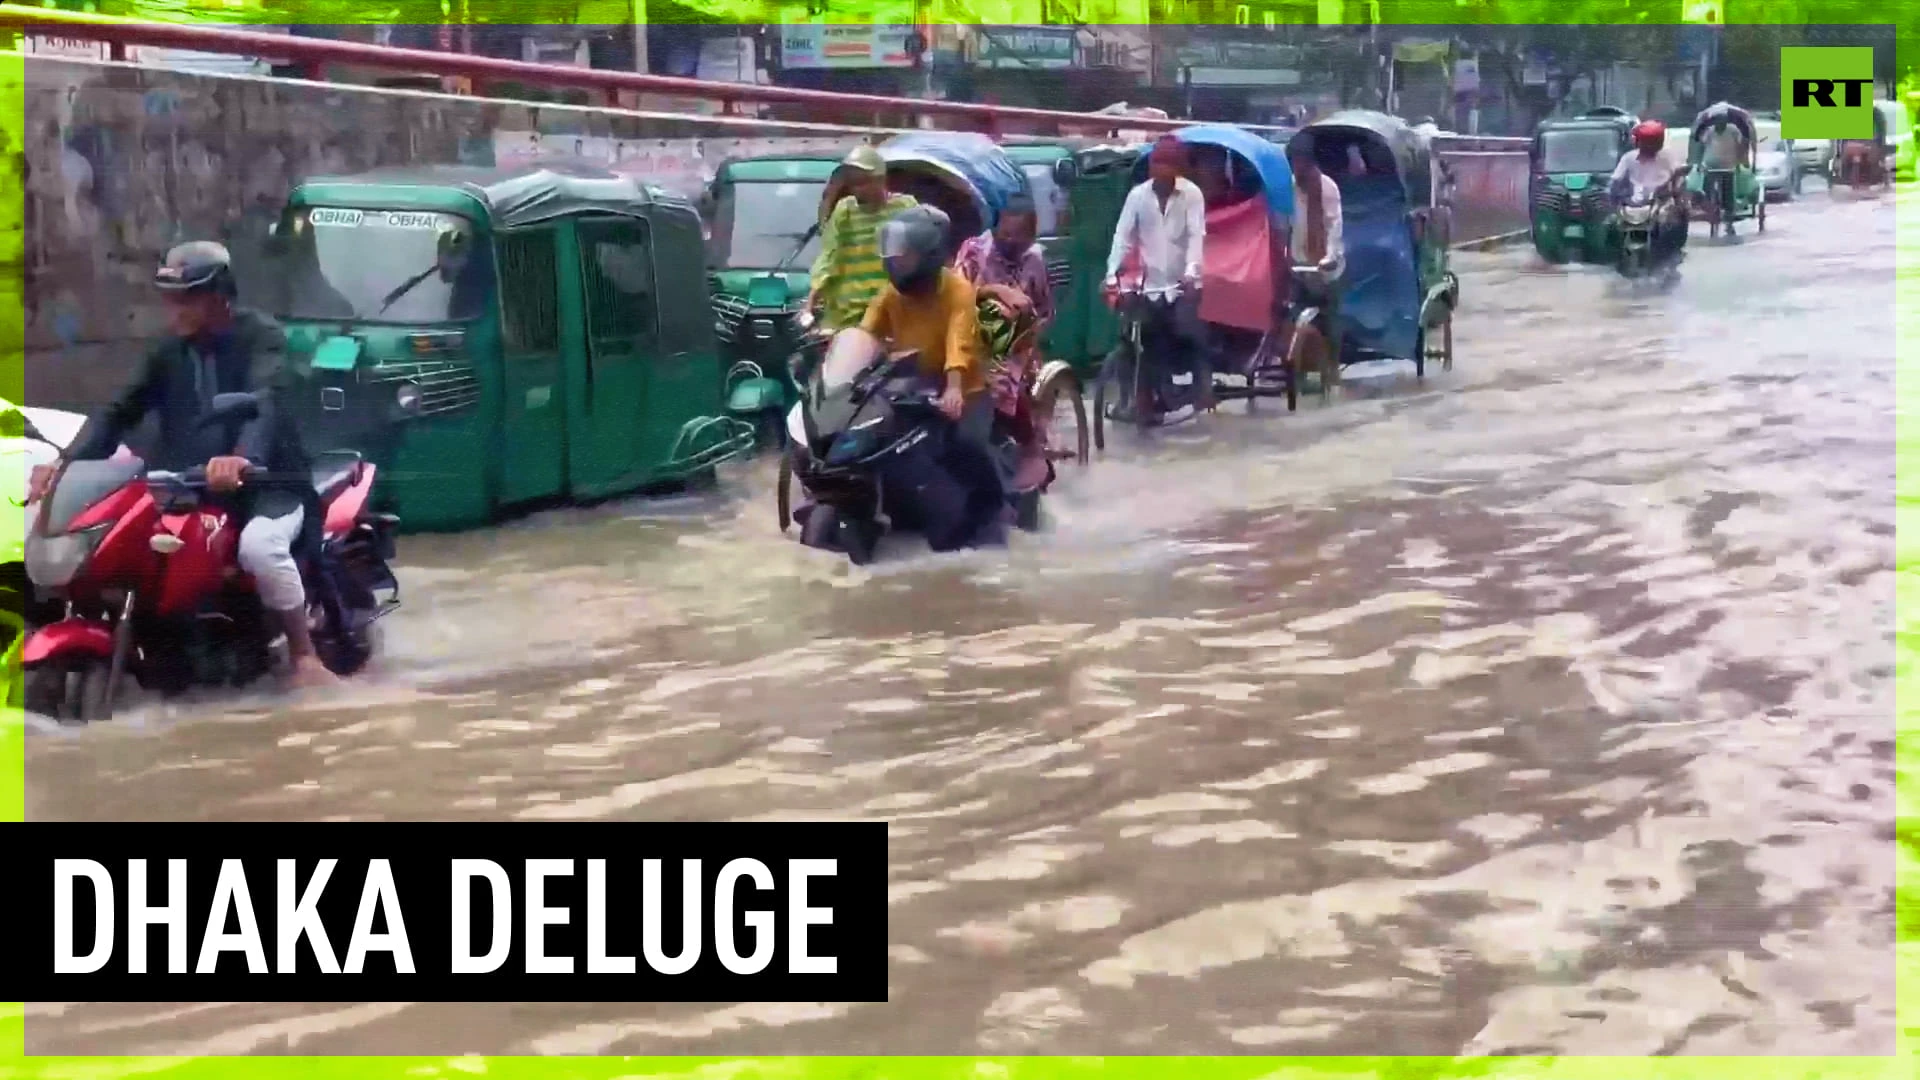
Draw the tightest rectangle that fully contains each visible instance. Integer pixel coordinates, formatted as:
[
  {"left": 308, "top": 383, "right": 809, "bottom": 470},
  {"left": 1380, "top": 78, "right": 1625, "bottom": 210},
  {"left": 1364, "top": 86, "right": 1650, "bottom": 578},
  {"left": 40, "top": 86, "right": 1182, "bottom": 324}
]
[{"left": 2, "top": 0, "right": 1914, "bottom": 1075}]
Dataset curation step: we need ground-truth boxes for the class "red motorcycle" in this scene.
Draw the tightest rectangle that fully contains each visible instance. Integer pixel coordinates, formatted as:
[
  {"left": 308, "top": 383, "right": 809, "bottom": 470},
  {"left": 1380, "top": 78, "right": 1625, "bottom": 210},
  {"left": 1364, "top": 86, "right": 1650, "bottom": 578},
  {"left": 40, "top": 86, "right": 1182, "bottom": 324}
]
[{"left": 21, "top": 393, "right": 400, "bottom": 722}]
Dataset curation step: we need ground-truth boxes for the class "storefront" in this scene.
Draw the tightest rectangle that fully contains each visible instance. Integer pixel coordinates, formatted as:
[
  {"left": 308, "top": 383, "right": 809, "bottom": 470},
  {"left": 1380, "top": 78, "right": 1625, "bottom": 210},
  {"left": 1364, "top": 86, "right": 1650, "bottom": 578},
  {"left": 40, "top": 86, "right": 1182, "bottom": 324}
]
[
  {"left": 1160, "top": 34, "right": 1312, "bottom": 124},
  {"left": 939, "top": 25, "right": 1140, "bottom": 115}
]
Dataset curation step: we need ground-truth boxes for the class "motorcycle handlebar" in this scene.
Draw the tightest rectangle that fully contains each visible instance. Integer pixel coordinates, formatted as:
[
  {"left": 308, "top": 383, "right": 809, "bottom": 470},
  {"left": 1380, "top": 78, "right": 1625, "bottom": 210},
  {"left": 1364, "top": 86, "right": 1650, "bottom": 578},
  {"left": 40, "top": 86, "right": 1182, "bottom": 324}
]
[{"left": 145, "top": 465, "right": 271, "bottom": 488}]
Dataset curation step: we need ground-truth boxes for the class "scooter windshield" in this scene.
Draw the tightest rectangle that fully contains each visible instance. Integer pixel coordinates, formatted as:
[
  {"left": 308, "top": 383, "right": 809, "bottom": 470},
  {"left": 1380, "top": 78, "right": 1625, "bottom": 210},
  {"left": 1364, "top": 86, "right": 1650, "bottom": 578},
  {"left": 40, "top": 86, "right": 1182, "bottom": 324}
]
[
  {"left": 40, "top": 457, "right": 144, "bottom": 536},
  {"left": 808, "top": 328, "right": 887, "bottom": 438},
  {"left": 819, "top": 327, "right": 885, "bottom": 394}
]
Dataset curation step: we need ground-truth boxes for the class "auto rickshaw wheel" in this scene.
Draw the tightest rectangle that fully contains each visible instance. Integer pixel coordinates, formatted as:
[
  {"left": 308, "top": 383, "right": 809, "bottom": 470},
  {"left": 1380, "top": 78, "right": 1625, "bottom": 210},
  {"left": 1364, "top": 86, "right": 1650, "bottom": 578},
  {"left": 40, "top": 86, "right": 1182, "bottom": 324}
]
[
  {"left": 1436, "top": 314, "right": 1455, "bottom": 373},
  {"left": 1757, "top": 196, "right": 1767, "bottom": 233},
  {"left": 1032, "top": 369, "right": 1090, "bottom": 467}
]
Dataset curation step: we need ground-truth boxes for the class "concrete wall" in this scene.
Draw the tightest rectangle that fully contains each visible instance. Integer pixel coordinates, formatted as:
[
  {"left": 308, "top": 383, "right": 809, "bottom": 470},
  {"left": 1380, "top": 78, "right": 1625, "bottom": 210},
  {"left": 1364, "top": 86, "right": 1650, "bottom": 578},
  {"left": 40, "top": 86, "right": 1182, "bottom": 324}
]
[{"left": 8, "top": 56, "right": 1529, "bottom": 413}]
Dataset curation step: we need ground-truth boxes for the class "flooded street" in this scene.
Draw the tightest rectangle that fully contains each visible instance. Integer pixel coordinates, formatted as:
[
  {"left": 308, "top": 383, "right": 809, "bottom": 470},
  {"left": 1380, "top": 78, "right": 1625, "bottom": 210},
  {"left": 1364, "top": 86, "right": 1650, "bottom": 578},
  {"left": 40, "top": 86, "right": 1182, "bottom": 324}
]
[{"left": 24, "top": 189, "right": 1902, "bottom": 1057}]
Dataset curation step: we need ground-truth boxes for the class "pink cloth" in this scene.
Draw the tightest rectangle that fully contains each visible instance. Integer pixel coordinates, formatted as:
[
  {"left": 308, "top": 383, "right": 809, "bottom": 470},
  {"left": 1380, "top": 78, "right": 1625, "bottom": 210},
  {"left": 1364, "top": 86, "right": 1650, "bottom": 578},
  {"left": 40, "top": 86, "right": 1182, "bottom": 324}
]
[{"left": 1197, "top": 198, "right": 1277, "bottom": 333}]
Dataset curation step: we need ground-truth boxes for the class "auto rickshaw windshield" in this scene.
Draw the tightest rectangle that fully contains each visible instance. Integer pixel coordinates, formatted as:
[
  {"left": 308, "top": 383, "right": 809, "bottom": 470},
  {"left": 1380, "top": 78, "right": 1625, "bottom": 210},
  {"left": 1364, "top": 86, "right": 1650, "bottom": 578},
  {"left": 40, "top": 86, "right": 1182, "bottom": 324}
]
[
  {"left": 1541, "top": 127, "right": 1623, "bottom": 173},
  {"left": 709, "top": 179, "right": 828, "bottom": 270},
  {"left": 267, "top": 207, "right": 493, "bottom": 324}
]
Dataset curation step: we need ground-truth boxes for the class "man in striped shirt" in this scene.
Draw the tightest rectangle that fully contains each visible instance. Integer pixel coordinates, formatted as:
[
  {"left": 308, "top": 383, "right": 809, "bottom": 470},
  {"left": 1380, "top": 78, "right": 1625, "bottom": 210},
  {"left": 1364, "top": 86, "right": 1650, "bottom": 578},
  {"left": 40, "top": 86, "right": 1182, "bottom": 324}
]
[{"left": 807, "top": 146, "right": 918, "bottom": 331}]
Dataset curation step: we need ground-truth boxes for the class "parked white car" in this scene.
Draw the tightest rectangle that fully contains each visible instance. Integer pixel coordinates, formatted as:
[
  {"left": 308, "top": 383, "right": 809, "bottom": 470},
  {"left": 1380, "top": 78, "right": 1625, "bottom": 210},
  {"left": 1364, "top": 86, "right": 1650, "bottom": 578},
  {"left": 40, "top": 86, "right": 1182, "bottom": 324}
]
[
  {"left": 1791, "top": 137, "right": 1833, "bottom": 175},
  {"left": 1754, "top": 120, "right": 1799, "bottom": 199}
]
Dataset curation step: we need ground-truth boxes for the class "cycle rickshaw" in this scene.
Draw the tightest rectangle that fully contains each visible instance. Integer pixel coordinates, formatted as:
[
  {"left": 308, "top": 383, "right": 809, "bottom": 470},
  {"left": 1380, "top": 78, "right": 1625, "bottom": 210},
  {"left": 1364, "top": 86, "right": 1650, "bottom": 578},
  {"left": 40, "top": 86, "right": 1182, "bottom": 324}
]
[
  {"left": 1293, "top": 110, "right": 1460, "bottom": 396},
  {"left": 1685, "top": 102, "right": 1765, "bottom": 237}
]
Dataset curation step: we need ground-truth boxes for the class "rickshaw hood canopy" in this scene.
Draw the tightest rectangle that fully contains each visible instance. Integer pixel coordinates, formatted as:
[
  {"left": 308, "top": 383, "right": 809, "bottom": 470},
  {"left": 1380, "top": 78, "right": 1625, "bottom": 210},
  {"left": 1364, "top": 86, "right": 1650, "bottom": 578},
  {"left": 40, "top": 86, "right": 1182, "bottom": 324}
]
[
  {"left": 877, "top": 132, "right": 1029, "bottom": 233},
  {"left": 1692, "top": 102, "right": 1757, "bottom": 144},
  {"left": 1303, "top": 110, "right": 1434, "bottom": 205},
  {"left": 1168, "top": 124, "right": 1295, "bottom": 217}
]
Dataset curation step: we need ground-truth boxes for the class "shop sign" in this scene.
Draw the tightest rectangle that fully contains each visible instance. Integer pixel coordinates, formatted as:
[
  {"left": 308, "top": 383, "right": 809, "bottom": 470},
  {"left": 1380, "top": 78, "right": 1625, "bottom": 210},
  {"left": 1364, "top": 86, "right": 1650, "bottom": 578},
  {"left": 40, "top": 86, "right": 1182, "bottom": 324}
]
[
  {"left": 780, "top": 23, "right": 921, "bottom": 70},
  {"left": 1168, "top": 37, "right": 1301, "bottom": 87}
]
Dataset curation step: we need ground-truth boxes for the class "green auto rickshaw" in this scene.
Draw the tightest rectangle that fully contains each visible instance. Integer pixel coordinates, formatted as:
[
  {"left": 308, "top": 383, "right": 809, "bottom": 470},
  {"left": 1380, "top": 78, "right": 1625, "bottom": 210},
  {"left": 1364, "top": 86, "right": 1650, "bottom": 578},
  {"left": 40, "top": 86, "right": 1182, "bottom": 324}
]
[
  {"left": 1530, "top": 108, "right": 1637, "bottom": 263},
  {"left": 701, "top": 151, "right": 852, "bottom": 444},
  {"left": 264, "top": 164, "right": 756, "bottom": 533},
  {"left": 1029, "top": 144, "right": 1145, "bottom": 400}
]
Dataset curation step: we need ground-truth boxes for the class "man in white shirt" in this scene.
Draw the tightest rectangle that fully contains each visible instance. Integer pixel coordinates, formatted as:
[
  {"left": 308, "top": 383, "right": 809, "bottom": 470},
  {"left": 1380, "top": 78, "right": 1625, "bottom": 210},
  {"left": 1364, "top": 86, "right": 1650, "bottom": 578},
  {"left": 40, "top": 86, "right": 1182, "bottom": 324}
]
[
  {"left": 1284, "top": 131, "right": 1344, "bottom": 383},
  {"left": 1104, "top": 135, "right": 1210, "bottom": 415},
  {"left": 1698, "top": 112, "right": 1748, "bottom": 232}
]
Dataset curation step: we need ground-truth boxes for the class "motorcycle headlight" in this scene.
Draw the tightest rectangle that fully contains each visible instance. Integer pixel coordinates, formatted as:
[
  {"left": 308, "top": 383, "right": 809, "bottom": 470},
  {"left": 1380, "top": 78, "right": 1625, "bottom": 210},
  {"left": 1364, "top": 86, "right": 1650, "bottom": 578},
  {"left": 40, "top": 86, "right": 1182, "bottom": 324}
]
[{"left": 25, "top": 523, "right": 109, "bottom": 589}]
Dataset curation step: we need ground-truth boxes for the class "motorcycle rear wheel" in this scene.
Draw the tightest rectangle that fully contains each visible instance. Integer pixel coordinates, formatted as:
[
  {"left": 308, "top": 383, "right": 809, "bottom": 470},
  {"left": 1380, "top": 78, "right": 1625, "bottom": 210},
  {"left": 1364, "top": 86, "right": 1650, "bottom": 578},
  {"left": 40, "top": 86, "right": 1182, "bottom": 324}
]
[{"left": 310, "top": 597, "right": 375, "bottom": 677}]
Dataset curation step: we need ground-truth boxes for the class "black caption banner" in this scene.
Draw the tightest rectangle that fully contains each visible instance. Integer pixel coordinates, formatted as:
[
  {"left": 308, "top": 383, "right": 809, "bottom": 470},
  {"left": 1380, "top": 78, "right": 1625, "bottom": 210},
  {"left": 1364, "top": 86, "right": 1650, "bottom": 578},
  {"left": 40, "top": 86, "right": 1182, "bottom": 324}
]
[{"left": 14, "top": 822, "right": 887, "bottom": 1002}]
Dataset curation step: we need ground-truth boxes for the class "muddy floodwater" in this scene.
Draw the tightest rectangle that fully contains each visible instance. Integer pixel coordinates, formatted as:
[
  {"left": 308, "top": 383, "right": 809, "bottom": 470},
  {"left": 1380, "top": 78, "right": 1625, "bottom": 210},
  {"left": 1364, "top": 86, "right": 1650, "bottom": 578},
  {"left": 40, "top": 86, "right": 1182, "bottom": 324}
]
[{"left": 24, "top": 187, "right": 1903, "bottom": 1057}]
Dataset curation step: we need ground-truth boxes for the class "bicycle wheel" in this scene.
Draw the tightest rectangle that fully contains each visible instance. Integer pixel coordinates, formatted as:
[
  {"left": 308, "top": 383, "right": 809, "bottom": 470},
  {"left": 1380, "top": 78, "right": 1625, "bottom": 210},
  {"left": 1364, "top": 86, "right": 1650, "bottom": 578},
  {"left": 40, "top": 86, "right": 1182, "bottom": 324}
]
[
  {"left": 1032, "top": 368, "right": 1089, "bottom": 467},
  {"left": 1092, "top": 346, "right": 1130, "bottom": 453}
]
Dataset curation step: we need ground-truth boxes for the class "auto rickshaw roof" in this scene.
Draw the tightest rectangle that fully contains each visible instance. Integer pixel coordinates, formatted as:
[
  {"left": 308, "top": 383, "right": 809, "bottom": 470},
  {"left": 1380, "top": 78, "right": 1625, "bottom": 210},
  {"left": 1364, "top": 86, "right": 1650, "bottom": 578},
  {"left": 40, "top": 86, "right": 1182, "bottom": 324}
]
[
  {"left": 713, "top": 155, "right": 848, "bottom": 182},
  {"left": 1069, "top": 143, "right": 1147, "bottom": 171},
  {"left": 295, "top": 161, "right": 693, "bottom": 229},
  {"left": 1538, "top": 117, "right": 1632, "bottom": 131},
  {"left": 1002, "top": 139, "right": 1087, "bottom": 163}
]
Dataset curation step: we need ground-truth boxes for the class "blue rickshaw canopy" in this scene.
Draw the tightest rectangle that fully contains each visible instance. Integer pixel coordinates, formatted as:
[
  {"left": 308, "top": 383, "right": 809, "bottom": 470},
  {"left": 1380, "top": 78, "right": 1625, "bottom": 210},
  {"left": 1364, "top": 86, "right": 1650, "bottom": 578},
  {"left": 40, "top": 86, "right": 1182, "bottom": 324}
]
[
  {"left": 1168, "top": 124, "right": 1297, "bottom": 217},
  {"left": 877, "top": 132, "right": 1030, "bottom": 234}
]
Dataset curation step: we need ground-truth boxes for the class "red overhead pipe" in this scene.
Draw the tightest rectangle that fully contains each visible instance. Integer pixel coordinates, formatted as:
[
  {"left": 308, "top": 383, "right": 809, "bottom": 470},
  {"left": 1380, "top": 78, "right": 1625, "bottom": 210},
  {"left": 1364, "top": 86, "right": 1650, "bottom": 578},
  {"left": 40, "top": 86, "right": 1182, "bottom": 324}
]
[{"left": 0, "top": 5, "right": 1268, "bottom": 138}]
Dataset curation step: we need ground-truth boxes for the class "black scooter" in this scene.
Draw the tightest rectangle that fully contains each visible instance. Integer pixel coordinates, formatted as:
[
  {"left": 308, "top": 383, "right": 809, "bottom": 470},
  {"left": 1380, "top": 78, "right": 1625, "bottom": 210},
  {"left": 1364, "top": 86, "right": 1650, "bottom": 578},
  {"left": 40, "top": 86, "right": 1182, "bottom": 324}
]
[{"left": 779, "top": 335, "right": 1040, "bottom": 566}]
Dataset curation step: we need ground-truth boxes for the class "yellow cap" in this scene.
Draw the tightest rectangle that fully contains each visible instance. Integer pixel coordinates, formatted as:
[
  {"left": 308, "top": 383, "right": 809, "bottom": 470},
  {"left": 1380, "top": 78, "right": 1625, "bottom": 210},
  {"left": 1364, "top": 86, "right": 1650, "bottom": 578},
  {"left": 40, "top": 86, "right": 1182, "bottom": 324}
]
[{"left": 841, "top": 145, "right": 885, "bottom": 174}]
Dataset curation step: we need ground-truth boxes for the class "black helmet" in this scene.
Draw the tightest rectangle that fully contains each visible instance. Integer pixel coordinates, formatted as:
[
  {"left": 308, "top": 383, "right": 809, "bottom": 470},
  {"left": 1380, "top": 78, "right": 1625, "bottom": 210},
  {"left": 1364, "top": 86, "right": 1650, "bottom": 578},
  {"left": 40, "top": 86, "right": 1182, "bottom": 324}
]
[
  {"left": 878, "top": 205, "right": 950, "bottom": 294},
  {"left": 154, "top": 240, "right": 236, "bottom": 299}
]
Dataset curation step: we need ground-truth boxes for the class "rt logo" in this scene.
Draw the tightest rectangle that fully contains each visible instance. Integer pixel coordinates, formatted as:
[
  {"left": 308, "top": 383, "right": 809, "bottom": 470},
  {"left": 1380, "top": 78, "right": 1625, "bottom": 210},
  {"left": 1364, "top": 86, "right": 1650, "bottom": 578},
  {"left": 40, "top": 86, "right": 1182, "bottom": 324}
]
[{"left": 1780, "top": 46, "right": 1876, "bottom": 139}]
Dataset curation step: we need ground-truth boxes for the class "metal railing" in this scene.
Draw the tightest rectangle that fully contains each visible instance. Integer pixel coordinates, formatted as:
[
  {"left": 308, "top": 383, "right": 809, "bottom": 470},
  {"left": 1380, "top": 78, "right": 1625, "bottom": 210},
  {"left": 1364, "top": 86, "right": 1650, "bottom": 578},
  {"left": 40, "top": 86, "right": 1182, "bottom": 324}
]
[
  {"left": 0, "top": 5, "right": 1532, "bottom": 149},
  {"left": 0, "top": 5, "right": 1258, "bottom": 138}
]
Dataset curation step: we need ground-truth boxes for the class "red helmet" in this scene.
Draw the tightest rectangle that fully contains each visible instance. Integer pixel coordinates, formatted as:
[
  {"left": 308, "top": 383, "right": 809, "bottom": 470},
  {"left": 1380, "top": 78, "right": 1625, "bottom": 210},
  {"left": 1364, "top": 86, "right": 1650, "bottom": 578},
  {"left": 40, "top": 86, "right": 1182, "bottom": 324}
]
[{"left": 1632, "top": 120, "right": 1666, "bottom": 151}]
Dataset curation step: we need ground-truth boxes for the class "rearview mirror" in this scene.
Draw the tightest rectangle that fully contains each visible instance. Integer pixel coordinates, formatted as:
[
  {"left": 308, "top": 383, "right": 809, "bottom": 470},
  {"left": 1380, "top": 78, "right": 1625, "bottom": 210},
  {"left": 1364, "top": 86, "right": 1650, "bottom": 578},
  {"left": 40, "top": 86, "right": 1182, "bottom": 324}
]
[{"left": 1051, "top": 158, "right": 1077, "bottom": 187}]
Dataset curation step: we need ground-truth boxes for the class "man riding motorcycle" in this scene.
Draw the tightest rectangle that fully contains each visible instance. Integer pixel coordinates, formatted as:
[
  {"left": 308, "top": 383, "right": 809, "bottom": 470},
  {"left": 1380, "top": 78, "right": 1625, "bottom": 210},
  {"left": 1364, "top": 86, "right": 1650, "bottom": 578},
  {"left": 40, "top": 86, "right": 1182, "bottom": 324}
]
[
  {"left": 27, "top": 241, "right": 338, "bottom": 689},
  {"left": 856, "top": 204, "right": 1004, "bottom": 503},
  {"left": 1609, "top": 120, "right": 1686, "bottom": 266}
]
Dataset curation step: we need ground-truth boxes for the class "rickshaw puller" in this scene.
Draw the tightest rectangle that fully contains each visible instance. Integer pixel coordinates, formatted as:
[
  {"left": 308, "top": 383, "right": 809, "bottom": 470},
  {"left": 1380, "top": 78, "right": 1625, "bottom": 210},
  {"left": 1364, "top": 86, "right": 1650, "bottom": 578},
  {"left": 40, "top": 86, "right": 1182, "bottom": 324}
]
[
  {"left": 1284, "top": 132, "right": 1346, "bottom": 372},
  {"left": 1700, "top": 114, "right": 1747, "bottom": 229},
  {"left": 1103, "top": 135, "right": 1210, "bottom": 414}
]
